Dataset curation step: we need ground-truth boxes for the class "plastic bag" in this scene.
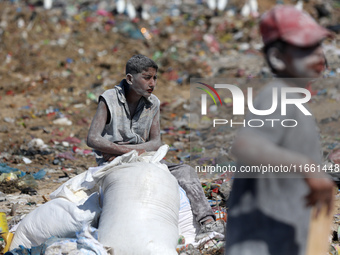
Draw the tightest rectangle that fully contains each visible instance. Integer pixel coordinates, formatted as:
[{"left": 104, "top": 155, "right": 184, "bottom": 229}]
[
  {"left": 10, "top": 193, "right": 101, "bottom": 250},
  {"left": 178, "top": 187, "right": 200, "bottom": 245}
]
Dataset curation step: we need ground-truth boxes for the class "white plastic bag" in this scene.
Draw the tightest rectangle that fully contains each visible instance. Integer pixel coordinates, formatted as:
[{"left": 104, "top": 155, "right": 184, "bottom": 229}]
[
  {"left": 178, "top": 187, "right": 200, "bottom": 245},
  {"left": 98, "top": 145, "right": 180, "bottom": 255},
  {"left": 10, "top": 193, "right": 101, "bottom": 250},
  {"left": 178, "top": 187, "right": 225, "bottom": 248}
]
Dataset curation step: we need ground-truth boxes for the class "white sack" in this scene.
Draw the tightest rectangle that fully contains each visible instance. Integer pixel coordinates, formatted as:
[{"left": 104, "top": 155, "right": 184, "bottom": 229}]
[
  {"left": 50, "top": 145, "right": 170, "bottom": 204},
  {"left": 48, "top": 145, "right": 180, "bottom": 254},
  {"left": 98, "top": 146, "right": 179, "bottom": 255},
  {"left": 10, "top": 193, "right": 101, "bottom": 250}
]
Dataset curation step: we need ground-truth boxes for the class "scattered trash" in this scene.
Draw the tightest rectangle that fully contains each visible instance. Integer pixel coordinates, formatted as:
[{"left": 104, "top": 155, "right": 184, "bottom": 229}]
[
  {"left": 330, "top": 149, "right": 340, "bottom": 164},
  {"left": 32, "top": 170, "right": 46, "bottom": 180},
  {"left": 53, "top": 117, "right": 72, "bottom": 126},
  {"left": 0, "top": 164, "right": 19, "bottom": 174},
  {"left": 22, "top": 157, "right": 32, "bottom": 164},
  {"left": 56, "top": 152, "right": 77, "bottom": 161},
  {"left": 0, "top": 192, "right": 6, "bottom": 202},
  {"left": 27, "top": 139, "right": 48, "bottom": 151},
  {"left": 3, "top": 118, "right": 15, "bottom": 125},
  {"left": 0, "top": 1, "right": 338, "bottom": 254},
  {"left": 17, "top": 175, "right": 38, "bottom": 190}
]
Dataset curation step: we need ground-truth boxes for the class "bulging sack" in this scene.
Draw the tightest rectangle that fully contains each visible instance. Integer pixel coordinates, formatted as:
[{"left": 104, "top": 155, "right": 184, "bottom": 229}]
[
  {"left": 10, "top": 193, "right": 101, "bottom": 250},
  {"left": 98, "top": 161, "right": 180, "bottom": 255}
]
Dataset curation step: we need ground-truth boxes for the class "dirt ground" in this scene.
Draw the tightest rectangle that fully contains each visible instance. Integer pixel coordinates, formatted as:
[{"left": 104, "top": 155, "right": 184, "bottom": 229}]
[{"left": 0, "top": 0, "right": 340, "bottom": 254}]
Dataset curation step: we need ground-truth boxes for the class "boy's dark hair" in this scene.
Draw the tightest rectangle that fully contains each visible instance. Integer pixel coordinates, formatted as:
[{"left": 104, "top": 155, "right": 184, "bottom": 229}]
[
  {"left": 126, "top": 54, "right": 158, "bottom": 75},
  {"left": 263, "top": 39, "right": 288, "bottom": 74}
]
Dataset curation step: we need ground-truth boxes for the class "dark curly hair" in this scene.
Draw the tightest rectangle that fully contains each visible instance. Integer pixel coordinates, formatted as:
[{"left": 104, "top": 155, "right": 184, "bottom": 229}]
[{"left": 126, "top": 54, "right": 158, "bottom": 75}]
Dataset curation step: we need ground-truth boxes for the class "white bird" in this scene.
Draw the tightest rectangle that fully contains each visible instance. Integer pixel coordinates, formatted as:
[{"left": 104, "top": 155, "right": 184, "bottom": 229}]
[
  {"left": 126, "top": 1, "right": 136, "bottom": 19},
  {"left": 241, "top": 0, "right": 250, "bottom": 17},
  {"left": 217, "top": 0, "right": 228, "bottom": 11},
  {"left": 295, "top": 0, "right": 303, "bottom": 11},
  {"left": 116, "top": 0, "right": 125, "bottom": 14},
  {"left": 207, "top": 0, "right": 216, "bottom": 10}
]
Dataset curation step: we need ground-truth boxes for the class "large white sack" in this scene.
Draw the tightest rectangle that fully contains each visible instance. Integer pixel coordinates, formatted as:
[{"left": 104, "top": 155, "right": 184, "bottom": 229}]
[
  {"left": 49, "top": 145, "right": 178, "bottom": 254},
  {"left": 98, "top": 161, "right": 180, "bottom": 255},
  {"left": 10, "top": 193, "right": 101, "bottom": 250},
  {"left": 50, "top": 145, "right": 170, "bottom": 204},
  {"left": 178, "top": 187, "right": 200, "bottom": 245}
]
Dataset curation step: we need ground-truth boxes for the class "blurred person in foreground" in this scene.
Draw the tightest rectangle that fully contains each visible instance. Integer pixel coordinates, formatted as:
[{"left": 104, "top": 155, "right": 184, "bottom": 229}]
[
  {"left": 86, "top": 54, "right": 225, "bottom": 240},
  {"left": 224, "top": 5, "right": 335, "bottom": 255}
]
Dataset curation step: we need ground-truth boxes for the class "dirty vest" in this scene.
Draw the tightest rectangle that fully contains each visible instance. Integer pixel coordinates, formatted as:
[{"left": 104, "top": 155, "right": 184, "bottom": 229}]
[{"left": 94, "top": 79, "right": 160, "bottom": 166}]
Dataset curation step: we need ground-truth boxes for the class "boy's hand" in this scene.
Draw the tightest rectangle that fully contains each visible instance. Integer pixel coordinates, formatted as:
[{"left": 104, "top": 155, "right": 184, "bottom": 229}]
[
  {"left": 102, "top": 149, "right": 146, "bottom": 162},
  {"left": 137, "top": 149, "right": 146, "bottom": 155},
  {"left": 102, "top": 153, "right": 117, "bottom": 162},
  {"left": 117, "top": 141, "right": 131, "bottom": 145},
  {"left": 116, "top": 142, "right": 146, "bottom": 155},
  {"left": 304, "top": 176, "right": 335, "bottom": 217}
]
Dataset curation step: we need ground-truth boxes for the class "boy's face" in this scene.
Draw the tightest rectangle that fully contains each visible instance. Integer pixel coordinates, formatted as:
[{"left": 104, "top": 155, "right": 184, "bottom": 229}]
[
  {"left": 281, "top": 43, "right": 325, "bottom": 79},
  {"left": 129, "top": 67, "right": 157, "bottom": 98}
]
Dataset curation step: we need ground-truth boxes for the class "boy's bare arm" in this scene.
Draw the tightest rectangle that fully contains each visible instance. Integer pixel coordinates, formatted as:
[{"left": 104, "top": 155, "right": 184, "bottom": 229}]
[
  {"left": 117, "top": 110, "right": 162, "bottom": 151},
  {"left": 232, "top": 130, "right": 335, "bottom": 215},
  {"left": 87, "top": 101, "right": 162, "bottom": 159},
  {"left": 87, "top": 100, "right": 144, "bottom": 156},
  {"left": 100, "top": 110, "right": 162, "bottom": 162}
]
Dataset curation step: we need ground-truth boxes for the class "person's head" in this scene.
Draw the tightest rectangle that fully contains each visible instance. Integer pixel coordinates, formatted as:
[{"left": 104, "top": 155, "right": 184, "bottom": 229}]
[
  {"left": 260, "top": 5, "right": 332, "bottom": 79},
  {"left": 125, "top": 54, "right": 158, "bottom": 98},
  {"left": 125, "top": 54, "right": 158, "bottom": 75}
]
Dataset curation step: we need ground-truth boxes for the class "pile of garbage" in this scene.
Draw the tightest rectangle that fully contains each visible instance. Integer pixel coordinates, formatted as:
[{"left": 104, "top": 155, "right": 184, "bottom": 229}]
[{"left": 0, "top": 0, "right": 340, "bottom": 254}]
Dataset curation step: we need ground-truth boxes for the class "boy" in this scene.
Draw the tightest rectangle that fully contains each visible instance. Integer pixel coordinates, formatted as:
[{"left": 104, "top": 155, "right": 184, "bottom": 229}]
[
  {"left": 224, "top": 6, "right": 335, "bottom": 255},
  {"left": 87, "top": 54, "right": 224, "bottom": 240}
]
